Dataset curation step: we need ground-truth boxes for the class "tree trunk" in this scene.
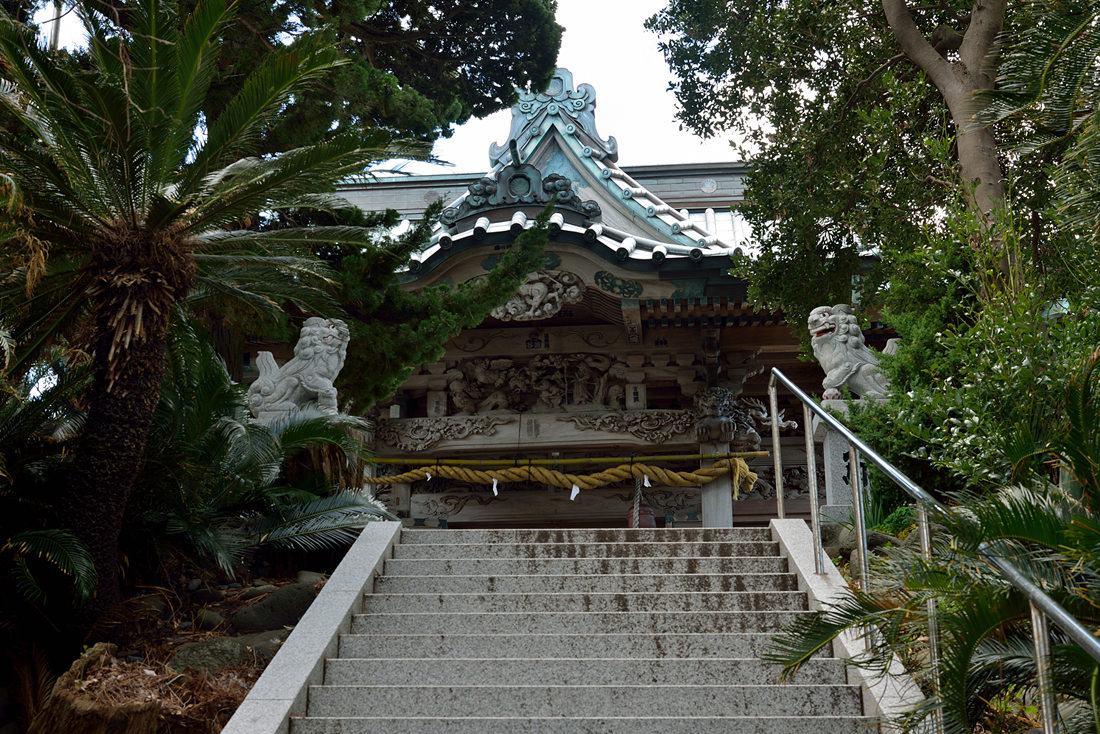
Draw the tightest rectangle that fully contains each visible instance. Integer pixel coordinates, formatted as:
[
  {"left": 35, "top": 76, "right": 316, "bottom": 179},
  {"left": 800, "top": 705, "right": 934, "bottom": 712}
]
[
  {"left": 954, "top": 120, "right": 1005, "bottom": 216},
  {"left": 208, "top": 316, "right": 244, "bottom": 382},
  {"left": 306, "top": 427, "right": 370, "bottom": 489},
  {"left": 881, "top": 0, "right": 1008, "bottom": 215},
  {"left": 28, "top": 643, "right": 160, "bottom": 734},
  {"left": 58, "top": 294, "right": 172, "bottom": 627}
]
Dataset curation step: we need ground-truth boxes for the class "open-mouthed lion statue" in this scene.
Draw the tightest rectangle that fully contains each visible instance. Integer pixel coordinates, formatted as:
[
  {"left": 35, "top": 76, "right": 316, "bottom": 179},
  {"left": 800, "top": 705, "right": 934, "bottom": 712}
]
[
  {"left": 247, "top": 317, "right": 349, "bottom": 418},
  {"left": 808, "top": 304, "right": 892, "bottom": 400}
]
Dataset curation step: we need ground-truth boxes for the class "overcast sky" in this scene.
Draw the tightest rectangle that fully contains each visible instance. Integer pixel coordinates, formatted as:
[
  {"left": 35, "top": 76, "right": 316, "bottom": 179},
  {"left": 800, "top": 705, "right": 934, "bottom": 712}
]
[
  {"left": 36, "top": 0, "right": 742, "bottom": 174},
  {"left": 407, "top": 0, "right": 743, "bottom": 174}
]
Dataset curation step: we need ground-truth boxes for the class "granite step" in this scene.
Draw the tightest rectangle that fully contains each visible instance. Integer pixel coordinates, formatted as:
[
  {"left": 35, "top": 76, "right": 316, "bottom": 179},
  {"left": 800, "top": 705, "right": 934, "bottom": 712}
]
[
  {"left": 398, "top": 528, "right": 774, "bottom": 544},
  {"left": 352, "top": 610, "right": 809, "bottom": 635},
  {"left": 296, "top": 527, "right": 870, "bottom": 733},
  {"left": 392, "top": 541, "right": 781, "bottom": 560},
  {"left": 291, "top": 717, "right": 879, "bottom": 734},
  {"left": 338, "top": 633, "right": 818, "bottom": 660},
  {"left": 383, "top": 556, "right": 790, "bottom": 577},
  {"left": 374, "top": 572, "right": 798, "bottom": 594},
  {"left": 321, "top": 657, "right": 848, "bottom": 686},
  {"left": 303, "top": 684, "right": 864, "bottom": 718},
  {"left": 360, "top": 591, "right": 807, "bottom": 613}
]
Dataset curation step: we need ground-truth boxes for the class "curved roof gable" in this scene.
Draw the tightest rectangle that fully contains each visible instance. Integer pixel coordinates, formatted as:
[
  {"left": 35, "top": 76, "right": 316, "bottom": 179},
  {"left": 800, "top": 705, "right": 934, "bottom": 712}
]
[{"left": 415, "top": 69, "right": 739, "bottom": 277}]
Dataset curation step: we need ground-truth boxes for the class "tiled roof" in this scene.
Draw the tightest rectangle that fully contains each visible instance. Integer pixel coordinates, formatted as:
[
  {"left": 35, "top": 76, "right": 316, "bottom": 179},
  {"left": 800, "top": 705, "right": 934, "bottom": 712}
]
[{"left": 407, "top": 69, "right": 745, "bottom": 269}]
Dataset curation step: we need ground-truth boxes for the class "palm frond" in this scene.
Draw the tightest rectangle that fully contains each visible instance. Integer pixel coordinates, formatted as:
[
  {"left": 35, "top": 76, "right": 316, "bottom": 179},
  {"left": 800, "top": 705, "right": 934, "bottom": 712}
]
[
  {"left": 179, "top": 38, "right": 344, "bottom": 189},
  {"left": 246, "top": 490, "right": 396, "bottom": 552},
  {"left": 946, "top": 485, "right": 1078, "bottom": 551},
  {"left": 0, "top": 18, "right": 98, "bottom": 188},
  {"left": 184, "top": 134, "right": 394, "bottom": 233},
  {"left": 4, "top": 529, "right": 97, "bottom": 606},
  {"left": 170, "top": 0, "right": 232, "bottom": 162},
  {"left": 196, "top": 225, "right": 396, "bottom": 250},
  {"left": 263, "top": 406, "right": 369, "bottom": 465},
  {"left": 189, "top": 260, "right": 336, "bottom": 313},
  {"left": 763, "top": 583, "right": 927, "bottom": 681},
  {"left": 165, "top": 512, "right": 246, "bottom": 578},
  {"left": 0, "top": 276, "right": 92, "bottom": 379}
]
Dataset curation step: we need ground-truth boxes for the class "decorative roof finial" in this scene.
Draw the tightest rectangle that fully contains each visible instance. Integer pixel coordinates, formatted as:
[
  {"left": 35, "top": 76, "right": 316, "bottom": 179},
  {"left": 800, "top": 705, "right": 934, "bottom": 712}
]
[
  {"left": 509, "top": 139, "right": 521, "bottom": 168},
  {"left": 489, "top": 69, "right": 618, "bottom": 168}
]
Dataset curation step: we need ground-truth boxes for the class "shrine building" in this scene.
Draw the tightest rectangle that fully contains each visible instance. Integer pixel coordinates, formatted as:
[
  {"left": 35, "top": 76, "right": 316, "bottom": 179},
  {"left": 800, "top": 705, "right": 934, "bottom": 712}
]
[{"left": 291, "top": 69, "right": 894, "bottom": 529}]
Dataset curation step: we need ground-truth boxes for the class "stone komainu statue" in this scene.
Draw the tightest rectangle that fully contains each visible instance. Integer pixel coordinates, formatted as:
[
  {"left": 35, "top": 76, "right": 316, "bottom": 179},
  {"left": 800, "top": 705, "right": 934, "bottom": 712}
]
[
  {"left": 807, "top": 304, "right": 894, "bottom": 400},
  {"left": 247, "top": 318, "right": 349, "bottom": 418}
]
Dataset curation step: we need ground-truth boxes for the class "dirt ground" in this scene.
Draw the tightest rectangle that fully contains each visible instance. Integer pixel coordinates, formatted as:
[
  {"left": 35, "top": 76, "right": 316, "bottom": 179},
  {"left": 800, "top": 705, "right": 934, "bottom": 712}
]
[{"left": 39, "top": 575, "right": 314, "bottom": 734}]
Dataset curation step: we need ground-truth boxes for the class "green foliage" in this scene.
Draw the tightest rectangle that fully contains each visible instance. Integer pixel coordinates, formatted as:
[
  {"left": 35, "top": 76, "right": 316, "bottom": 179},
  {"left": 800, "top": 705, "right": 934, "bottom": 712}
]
[
  {"left": 874, "top": 506, "right": 915, "bottom": 538},
  {"left": 247, "top": 490, "right": 393, "bottom": 552},
  {"left": 4, "top": 529, "right": 96, "bottom": 606},
  {"left": 831, "top": 185, "right": 1099, "bottom": 503},
  {"left": 0, "top": 349, "right": 97, "bottom": 609},
  {"left": 0, "top": 0, "right": 431, "bottom": 617},
  {"left": 127, "top": 320, "right": 395, "bottom": 578},
  {"left": 187, "top": 0, "right": 563, "bottom": 150},
  {"left": 0, "top": 362, "right": 87, "bottom": 484},
  {"left": 767, "top": 350, "right": 1100, "bottom": 733},
  {"left": 647, "top": 0, "right": 964, "bottom": 324},
  {"left": 661, "top": 0, "right": 1100, "bottom": 728},
  {"left": 875, "top": 215, "right": 1100, "bottom": 494},
  {"left": 0, "top": 0, "right": 421, "bottom": 380},
  {"left": 0, "top": 325, "right": 12, "bottom": 372},
  {"left": 325, "top": 203, "right": 553, "bottom": 409},
  {"left": 646, "top": 0, "right": 1074, "bottom": 330},
  {"left": 975, "top": 0, "right": 1100, "bottom": 262}
]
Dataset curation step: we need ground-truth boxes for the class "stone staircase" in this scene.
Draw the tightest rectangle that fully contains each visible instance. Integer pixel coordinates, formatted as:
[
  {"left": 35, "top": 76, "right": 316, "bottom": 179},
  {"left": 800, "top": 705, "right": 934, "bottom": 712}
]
[{"left": 290, "top": 527, "right": 875, "bottom": 733}]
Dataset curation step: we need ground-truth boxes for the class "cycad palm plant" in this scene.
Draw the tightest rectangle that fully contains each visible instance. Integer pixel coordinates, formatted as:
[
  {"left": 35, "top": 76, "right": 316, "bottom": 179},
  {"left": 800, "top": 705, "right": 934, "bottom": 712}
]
[
  {"left": 125, "top": 319, "right": 394, "bottom": 578},
  {"left": 0, "top": 0, "right": 418, "bottom": 618},
  {"left": 766, "top": 349, "right": 1100, "bottom": 733},
  {"left": 977, "top": 0, "right": 1100, "bottom": 247},
  {"left": 0, "top": 359, "right": 97, "bottom": 610}
]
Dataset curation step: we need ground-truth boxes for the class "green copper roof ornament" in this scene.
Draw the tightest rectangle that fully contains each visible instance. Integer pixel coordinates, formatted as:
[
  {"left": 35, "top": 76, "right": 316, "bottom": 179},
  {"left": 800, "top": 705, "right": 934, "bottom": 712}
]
[
  {"left": 440, "top": 137, "right": 602, "bottom": 228},
  {"left": 489, "top": 68, "right": 618, "bottom": 167}
]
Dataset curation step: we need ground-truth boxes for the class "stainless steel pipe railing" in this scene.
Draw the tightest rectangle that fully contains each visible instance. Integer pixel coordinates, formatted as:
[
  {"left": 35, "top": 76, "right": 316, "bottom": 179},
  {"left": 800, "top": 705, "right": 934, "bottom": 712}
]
[{"left": 769, "top": 367, "right": 1100, "bottom": 734}]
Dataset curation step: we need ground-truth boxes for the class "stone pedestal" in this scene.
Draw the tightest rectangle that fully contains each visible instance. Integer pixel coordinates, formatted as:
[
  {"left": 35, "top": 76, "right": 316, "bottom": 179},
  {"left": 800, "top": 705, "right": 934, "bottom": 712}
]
[
  {"left": 699, "top": 442, "right": 734, "bottom": 527},
  {"left": 813, "top": 400, "right": 855, "bottom": 524}
]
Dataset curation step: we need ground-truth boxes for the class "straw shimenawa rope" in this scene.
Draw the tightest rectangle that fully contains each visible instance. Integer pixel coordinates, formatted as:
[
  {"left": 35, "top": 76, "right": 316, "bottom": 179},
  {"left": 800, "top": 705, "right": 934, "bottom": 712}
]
[{"left": 363, "top": 459, "right": 758, "bottom": 498}]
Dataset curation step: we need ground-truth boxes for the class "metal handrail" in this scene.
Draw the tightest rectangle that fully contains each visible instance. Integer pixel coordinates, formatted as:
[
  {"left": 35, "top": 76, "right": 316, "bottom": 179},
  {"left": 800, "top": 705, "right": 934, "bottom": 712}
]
[{"left": 769, "top": 367, "right": 1100, "bottom": 734}]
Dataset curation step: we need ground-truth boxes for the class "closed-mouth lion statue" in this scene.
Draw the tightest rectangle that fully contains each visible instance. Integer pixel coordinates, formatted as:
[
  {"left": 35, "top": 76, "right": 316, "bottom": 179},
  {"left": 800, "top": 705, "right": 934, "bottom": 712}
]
[
  {"left": 807, "top": 304, "right": 891, "bottom": 400},
  {"left": 247, "top": 317, "right": 349, "bottom": 418}
]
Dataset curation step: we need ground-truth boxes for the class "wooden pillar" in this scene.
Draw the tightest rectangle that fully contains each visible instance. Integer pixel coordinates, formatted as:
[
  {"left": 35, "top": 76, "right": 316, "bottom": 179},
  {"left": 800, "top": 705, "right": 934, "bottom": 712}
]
[{"left": 699, "top": 441, "right": 734, "bottom": 527}]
